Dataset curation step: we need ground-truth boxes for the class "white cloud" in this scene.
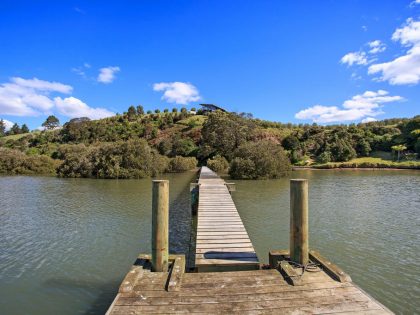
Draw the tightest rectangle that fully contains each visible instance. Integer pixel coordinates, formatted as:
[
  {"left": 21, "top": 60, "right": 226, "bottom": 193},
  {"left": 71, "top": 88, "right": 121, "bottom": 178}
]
[
  {"left": 0, "top": 77, "right": 72, "bottom": 116},
  {"left": 368, "top": 18, "right": 420, "bottom": 85},
  {"left": 340, "top": 51, "right": 368, "bottom": 66},
  {"left": 368, "top": 40, "right": 386, "bottom": 54},
  {"left": 97, "top": 66, "right": 120, "bottom": 83},
  {"left": 295, "top": 90, "right": 403, "bottom": 123},
  {"left": 153, "top": 82, "right": 201, "bottom": 104},
  {"left": 410, "top": 0, "right": 420, "bottom": 7},
  {"left": 361, "top": 117, "right": 378, "bottom": 123},
  {"left": 54, "top": 96, "right": 114, "bottom": 119},
  {"left": 1, "top": 118, "right": 14, "bottom": 131}
]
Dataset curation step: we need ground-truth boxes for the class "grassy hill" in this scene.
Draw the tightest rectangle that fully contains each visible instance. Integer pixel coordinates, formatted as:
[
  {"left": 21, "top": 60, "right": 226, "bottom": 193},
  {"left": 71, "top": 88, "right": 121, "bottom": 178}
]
[{"left": 0, "top": 110, "right": 419, "bottom": 177}]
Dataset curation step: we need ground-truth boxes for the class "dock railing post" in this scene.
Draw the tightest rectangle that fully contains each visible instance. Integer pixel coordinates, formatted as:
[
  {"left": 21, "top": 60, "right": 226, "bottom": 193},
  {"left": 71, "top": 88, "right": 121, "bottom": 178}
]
[
  {"left": 152, "top": 180, "right": 169, "bottom": 272},
  {"left": 290, "top": 179, "right": 309, "bottom": 266}
]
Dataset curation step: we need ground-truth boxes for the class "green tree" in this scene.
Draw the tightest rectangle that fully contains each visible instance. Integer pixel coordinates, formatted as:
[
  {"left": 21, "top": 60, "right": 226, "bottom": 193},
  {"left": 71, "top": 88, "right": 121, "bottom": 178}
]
[
  {"left": 10, "top": 123, "right": 21, "bottom": 135},
  {"left": 147, "top": 110, "right": 152, "bottom": 114},
  {"left": 172, "top": 108, "right": 178, "bottom": 113},
  {"left": 207, "top": 155, "right": 229, "bottom": 173},
  {"left": 136, "top": 105, "right": 144, "bottom": 115},
  {"left": 0, "top": 119, "right": 5, "bottom": 137},
  {"left": 229, "top": 141, "right": 291, "bottom": 179},
  {"left": 127, "top": 105, "right": 137, "bottom": 121},
  {"left": 42, "top": 115, "right": 60, "bottom": 130},
  {"left": 155, "top": 109, "right": 161, "bottom": 114},
  {"left": 21, "top": 124, "right": 30, "bottom": 133},
  {"left": 163, "top": 108, "right": 169, "bottom": 113},
  {"left": 191, "top": 107, "right": 196, "bottom": 112},
  {"left": 180, "top": 107, "right": 187, "bottom": 113},
  {"left": 391, "top": 144, "right": 407, "bottom": 162}
]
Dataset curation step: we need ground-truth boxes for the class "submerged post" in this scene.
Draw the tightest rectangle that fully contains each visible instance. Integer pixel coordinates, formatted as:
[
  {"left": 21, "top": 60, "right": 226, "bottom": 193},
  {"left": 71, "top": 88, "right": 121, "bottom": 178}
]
[
  {"left": 152, "top": 180, "right": 169, "bottom": 272},
  {"left": 290, "top": 179, "right": 309, "bottom": 265}
]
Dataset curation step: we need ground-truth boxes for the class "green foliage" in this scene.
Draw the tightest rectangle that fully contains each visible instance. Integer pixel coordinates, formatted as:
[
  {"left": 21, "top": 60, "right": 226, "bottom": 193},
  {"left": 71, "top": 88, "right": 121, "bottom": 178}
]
[
  {"left": 172, "top": 108, "right": 178, "bottom": 113},
  {"left": 21, "top": 124, "right": 30, "bottom": 133},
  {"left": 200, "top": 111, "right": 255, "bottom": 160},
  {"left": 155, "top": 109, "right": 160, "bottom": 114},
  {"left": 127, "top": 105, "right": 137, "bottom": 121},
  {"left": 228, "top": 141, "right": 291, "bottom": 179},
  {"left": 0, "top": 147, "right": 58, "bottom": 174},
  {"left": 163, "top": 108, "right": 169, "bottom": 113},
  {"left": 9, "top": 123, "right": 21, "bottom": 135},
  {"left": 207, "top": 155, "right": 229, "bottom": 173},
  {"left": 42, "top": 115, "right": 60, "bottom": 130},
  {"left": 57, "top": 139, "right": 169, "bottom": 178},
  {"left": 136, "top": 105, "right": 144, "bottom": 115},
  {"left": 167, "top": 156, "right": 197, "bottom": 172},
  {"left": 0, "top": 119, "right": 5, "bottom": 137},
  {"left": 191, "top": 107, "right": 196, "bottom": 112},
  {"left": 316, "top": 151, "right": 331, "bottom": 164}
]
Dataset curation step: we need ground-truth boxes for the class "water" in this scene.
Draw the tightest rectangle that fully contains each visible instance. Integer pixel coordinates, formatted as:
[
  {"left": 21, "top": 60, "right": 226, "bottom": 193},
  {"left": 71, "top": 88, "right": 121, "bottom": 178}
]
[{"left": 0, "top": 170, "right": 419, "bottom": 314}]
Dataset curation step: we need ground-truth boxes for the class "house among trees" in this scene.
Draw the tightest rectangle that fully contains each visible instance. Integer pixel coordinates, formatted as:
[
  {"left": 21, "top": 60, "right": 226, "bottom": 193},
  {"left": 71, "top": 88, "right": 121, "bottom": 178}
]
[{"left": 199, "top": 103, "right": 227, "bottom": 113}]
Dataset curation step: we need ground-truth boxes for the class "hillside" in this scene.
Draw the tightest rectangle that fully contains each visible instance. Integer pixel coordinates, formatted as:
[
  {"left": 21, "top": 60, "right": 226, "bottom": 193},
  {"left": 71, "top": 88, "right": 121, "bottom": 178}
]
[{"left": 0, "top": 109, "right": 419, "bottom": 178}]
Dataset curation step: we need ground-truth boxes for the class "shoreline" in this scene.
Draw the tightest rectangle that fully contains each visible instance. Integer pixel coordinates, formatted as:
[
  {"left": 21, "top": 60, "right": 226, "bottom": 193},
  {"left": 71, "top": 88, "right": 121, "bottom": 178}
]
[{"left": 293, "top": 166, "right": 420, "bottom": 171}]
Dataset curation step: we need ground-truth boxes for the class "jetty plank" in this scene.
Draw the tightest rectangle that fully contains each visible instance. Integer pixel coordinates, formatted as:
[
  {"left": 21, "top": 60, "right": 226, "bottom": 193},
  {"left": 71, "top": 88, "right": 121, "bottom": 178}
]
[
  {"left": 195, "top": 166, "right": 259, "bottom": 271},
  {"left": 107, "top": 256, "right": 392, "bottom": 314}
]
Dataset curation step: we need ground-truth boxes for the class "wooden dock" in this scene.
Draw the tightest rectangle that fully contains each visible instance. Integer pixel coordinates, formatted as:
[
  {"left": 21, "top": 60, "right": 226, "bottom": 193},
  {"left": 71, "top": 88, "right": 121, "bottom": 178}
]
[
  {"left": 194, "top": 166, "right": 259, "bottom": 271},
  {"left": 106, "top": 167, "right": 393, "bottom": 314}
]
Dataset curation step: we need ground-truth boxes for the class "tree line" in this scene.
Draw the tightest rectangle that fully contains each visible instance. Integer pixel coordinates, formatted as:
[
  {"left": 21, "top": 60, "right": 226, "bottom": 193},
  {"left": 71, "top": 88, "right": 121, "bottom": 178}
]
[{"left": 0, "top": 106, "right": 419, "bottom": 178}]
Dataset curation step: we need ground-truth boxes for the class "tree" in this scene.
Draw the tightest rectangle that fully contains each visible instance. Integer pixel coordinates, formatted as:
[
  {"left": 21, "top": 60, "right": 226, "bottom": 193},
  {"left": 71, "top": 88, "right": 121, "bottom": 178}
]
[
  {"left": 136, "top": 105, "right": 144, "bottom": 115},
  {"left": 180, "top": 107, "right": 187, "bottom": 113},
  {"left": 21, "top": 124, "right": 30, "bottom": 133},
  {"left": 163, "top": 108, "right": 169, "bottom": 113},
  {"left": 0, "top": 119, "right": 5, "bottom": 137},
  {"left": 10, "top": 123, "right": 21, "bottom": 135},
  {"left": 172, "top": 108, "right": 178, "bottom": 113},
  {"left": 127, "top": 106, "right": 137, "bottom": 121},
  {"left": 42, "top": 115, "right": 60, "bottom": 130},
  {"left": 191, "top": 107, "right": 196, "bottom": 112},
  {"left": 391, "top": 144, "right": 407, "bottom": 162},
  {"left": 147, "top": 110, "right": 152, "bottom": 114},
  {"left": 229, "top": 141, "right": 291, "bottom": 179},
  {"left": 155, "top": 109, "right": 161, "bottom": 114}
]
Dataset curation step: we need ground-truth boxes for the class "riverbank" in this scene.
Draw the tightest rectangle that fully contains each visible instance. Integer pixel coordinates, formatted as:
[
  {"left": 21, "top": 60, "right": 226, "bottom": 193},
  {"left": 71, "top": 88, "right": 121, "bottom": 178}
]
[{"left": 293, "top": 156, "right": 420, "bottom": 170}]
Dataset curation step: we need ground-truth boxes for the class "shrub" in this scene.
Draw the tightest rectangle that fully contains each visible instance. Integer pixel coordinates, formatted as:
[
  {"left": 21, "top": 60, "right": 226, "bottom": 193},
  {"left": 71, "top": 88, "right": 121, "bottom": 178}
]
[
  {"left": 207, "top": 155, "right": 229, "bottom": 173},
  {"left": 57, "top": 139, "right": 169, "bottom": 178},
  {"left": 229, "top": 141, "right": 291, "bottom": 179},
  {"left": 316, "top": 151, "right": 331, "bottom": 164},
  {"left": 0, "top": 147, "right": 58, "bottom": 175},
  {"left": 167, "top": 156, "right": 197, "bottom": 172}
]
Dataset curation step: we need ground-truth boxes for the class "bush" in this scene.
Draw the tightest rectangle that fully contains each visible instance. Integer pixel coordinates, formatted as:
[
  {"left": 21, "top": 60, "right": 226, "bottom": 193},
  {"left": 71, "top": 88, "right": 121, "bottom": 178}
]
[
  {"left": 228, "top": 141, "right": 291, "bottom": 179},
  {"left": 167, "top": 156, "right": 197, "bottom": 172},
  {"left": 57, "top": 139, "right": 169, "bottom": 178},
  {"left": 0, "top": 148, "right": 58, "bottom": 175},
  {"left": 207, "top": 155, "right": 229, "bottom": 173},
  {"left": 316, "top": 151, "right": 331, "bottom": 164}
]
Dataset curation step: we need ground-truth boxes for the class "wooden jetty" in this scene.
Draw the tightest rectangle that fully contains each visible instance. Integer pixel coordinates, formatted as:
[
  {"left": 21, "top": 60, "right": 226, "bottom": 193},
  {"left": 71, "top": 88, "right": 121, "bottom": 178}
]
[
  {"left": 194, "top": 166, "right": 259, "bottom": 271},
  {"left": 106, "top": 168, "right": 393, "bottom": 314}
]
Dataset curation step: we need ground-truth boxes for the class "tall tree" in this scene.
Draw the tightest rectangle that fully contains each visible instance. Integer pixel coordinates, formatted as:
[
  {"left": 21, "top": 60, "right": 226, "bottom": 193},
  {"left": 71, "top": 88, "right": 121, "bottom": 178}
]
[
  {"left": 42, "top": 115, "right": 60, "bottom": 130},
  {"left": 136, "top": 105, "right": 144, "bottom": 115},
  {"left": 10, "top": 123, "right": 21, "bottom": 135},
  {"left": 0, "top": 119, "right": 5, "bottom": 137},
  {"left": 127, "top": 105, "right": 137, "bottom": 121},
  {"left": 391, "top": 144, "right": 407, "bottom": 162},
  {"left": 21, "top": 124, "right": 30, "bottom": 133}
]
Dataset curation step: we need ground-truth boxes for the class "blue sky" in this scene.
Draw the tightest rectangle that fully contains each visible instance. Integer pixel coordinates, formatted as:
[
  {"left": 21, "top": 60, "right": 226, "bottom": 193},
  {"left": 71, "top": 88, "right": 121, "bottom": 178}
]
[{"left": 0, "top": 0, "right": 419, "bottom": 130}]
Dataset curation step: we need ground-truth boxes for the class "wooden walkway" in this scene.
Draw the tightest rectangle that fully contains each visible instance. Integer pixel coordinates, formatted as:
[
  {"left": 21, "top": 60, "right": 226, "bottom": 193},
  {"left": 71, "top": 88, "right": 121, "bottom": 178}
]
[
  {"left": 195, "top": 166, "right": 259, "bottom": 271},
  {"left": 106, "top": 167, "right": 393, "bottom": 314},
  {"left": 106, "top": 254, "right": 392, "bottom": 314}
]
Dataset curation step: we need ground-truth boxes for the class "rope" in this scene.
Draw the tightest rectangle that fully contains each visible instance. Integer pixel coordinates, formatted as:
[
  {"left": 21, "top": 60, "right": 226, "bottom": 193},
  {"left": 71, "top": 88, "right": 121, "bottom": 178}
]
[{"left": 279, "top": 260, "right": 321, "bottom": 278}]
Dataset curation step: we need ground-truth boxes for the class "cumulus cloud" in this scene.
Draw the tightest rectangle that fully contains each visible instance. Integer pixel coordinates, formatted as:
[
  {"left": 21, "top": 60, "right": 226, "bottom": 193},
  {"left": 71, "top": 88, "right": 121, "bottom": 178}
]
[
  {"left": 361, "top": 117, "right": 378, "bottom": 123},
  {"left": 295, "top": 90, "right": 403, "bottom": 123},
  {"left": 97, "top": 66, "right": 120, "bottom": 83},
  {"left": 368, "top": 18, "right": 420, "bottom": 85},
  {"left": 410, "top": 0, "right": 420, "bottom": 7},
  {"left": 1, "top": 118, "right": 14, "bottom": 131},
  {"left": 0, "top": 77, "right": 72, "bottom": 116},
  {"left": 368, "top": 40, "right": 386, "bottom": 54},
  {"left": 340, "top": 51, "right": 368, "bottom": 66},
  {"left": 54, "top": 97, "right": 114, "bottom": 120},
  {"left": 153, "top": 82, "right": 201, "bottom": 104}
]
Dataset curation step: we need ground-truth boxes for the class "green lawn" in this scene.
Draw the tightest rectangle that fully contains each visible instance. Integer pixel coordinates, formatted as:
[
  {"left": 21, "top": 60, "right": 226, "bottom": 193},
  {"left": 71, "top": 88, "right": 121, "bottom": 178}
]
[{"left": 313, "top": 155, "right": 420, "bottom": 169}]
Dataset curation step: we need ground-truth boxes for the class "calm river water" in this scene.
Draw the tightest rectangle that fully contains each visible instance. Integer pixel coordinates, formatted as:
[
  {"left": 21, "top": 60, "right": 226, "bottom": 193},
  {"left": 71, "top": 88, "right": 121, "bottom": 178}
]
[{"left": 0, "top": 170, "right": 419, "bottom": 314}]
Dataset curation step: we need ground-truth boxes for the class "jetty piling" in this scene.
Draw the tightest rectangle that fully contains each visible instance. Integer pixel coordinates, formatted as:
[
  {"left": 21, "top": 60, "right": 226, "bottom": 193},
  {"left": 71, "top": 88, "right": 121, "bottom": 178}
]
[
  {"left": 151, "top": 180, "right": 169, "bottom": 272},
  {"left": 106, "top": 167, "right": 393, "bottom": 314},
  {"left": 290, "top": 179, "right": 309, "bottom": 265}
]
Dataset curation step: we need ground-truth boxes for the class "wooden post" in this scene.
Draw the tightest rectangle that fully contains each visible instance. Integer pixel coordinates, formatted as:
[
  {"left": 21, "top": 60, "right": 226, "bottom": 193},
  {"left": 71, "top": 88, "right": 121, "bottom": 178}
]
[
  {"left": 290, "top": 179, "right": 309, "bottom": 265},
  {"left": 152, "top": 180, "right": 169, "bottom": 272}
]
